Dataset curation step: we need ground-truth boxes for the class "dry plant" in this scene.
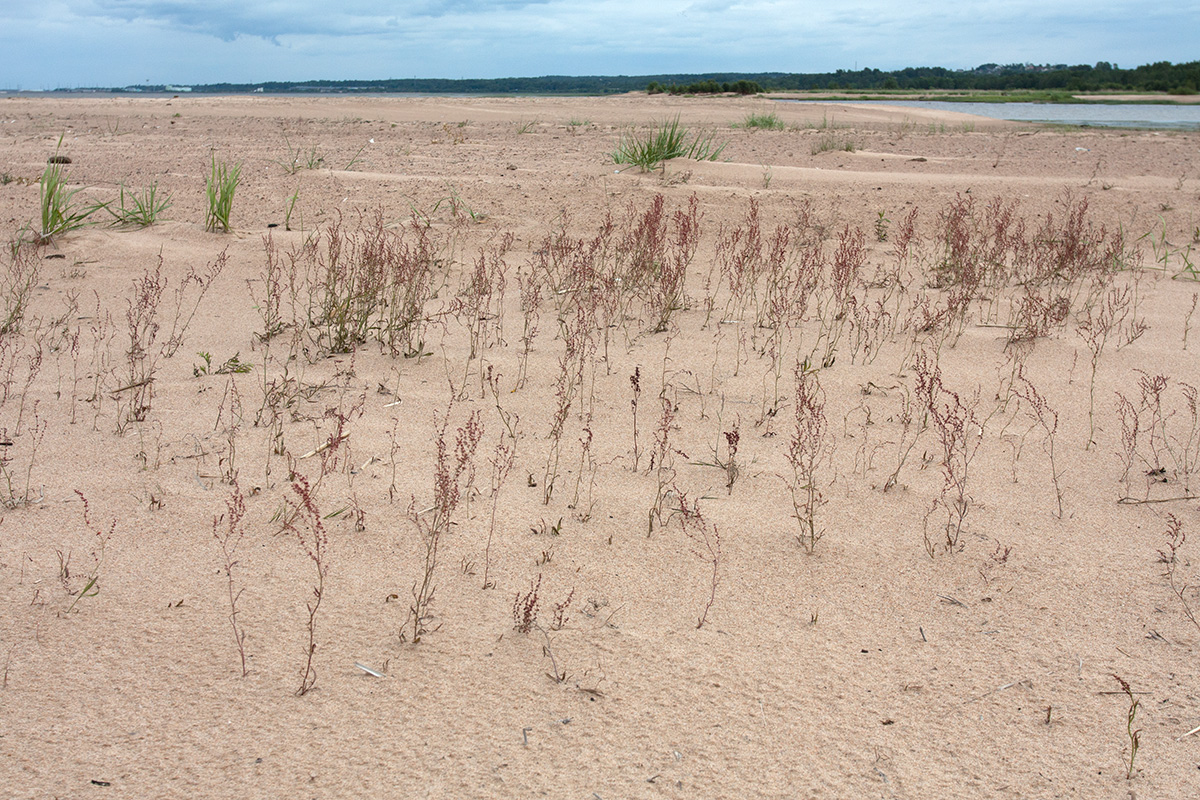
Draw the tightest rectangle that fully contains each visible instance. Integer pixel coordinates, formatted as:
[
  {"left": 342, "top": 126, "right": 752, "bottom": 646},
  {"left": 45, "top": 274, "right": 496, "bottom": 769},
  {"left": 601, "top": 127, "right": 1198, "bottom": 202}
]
[
  {"left": 287, "top": 210, "right": 451, "bottom": 358},
  {"left": 816, "top": 226, "right": 866, "bottom": 367},
  {"left": 67, "top": 491, "right": 115, "bottom": 613},
  {"left": 847, "top": 296, "right": 894, "bottom": 366},
  {"left": 715, "top": 198, "right": 765, "bottom": 327},
  {"left": 512, "top": 573, "right": 543, "bottom": 634},
  {"left": 457, "top": 233, "right": 512, "bottom": 392},
  {"left": 1011, "top": 365, "right": 1064, "bottom": 518},
  {"left": 1184, "top": 293, "right": 1198, "bottom": 350},
  {"left": 977, "top": 540, "right": 1013, "bottom": 586},
  {"left": 404, "top": 405, "right": 483, "bottom": 643},
  {"left": 1006, "top": 288, "right": 1070, "bottom": 349},
  {"left": 1110, "top": 674, "right": 1142, "bottom": 780},
  {"left": 916, "top": 351, "right": 982, "bottom": 556},
  {"left": 1115, "top": 392, "right": 1141, "bottom": 496},
  {"left": 647, "top": 391, "right": 678, "bottom": 535},
  {"left": 1, "top": 338, "right": 44, "bottom": 437},
  {"left": 511, "top": 574, "right": 573, "bottom": 634},
  {"left": 512, "top": 574, "right": 574, "bottom": 683},
  {"left": 785, "top": 362, "right": 828, "bottom": 553},
  {"left": 629, "top": 366, "right": 642, "bottom": 470},
  {"left": 0, "top": 239, "right": 39, "bottom": 338},
  {"left": 640, "top": 194, "right": 701, "bottom": 333},
  {"left": 214, "top": 376, "right": 244, "bottom": 485},
  {"left": 543, "top": 297, "right": 593, "bottom": 504},
  {"left": 1115, "top": 374, "right": 1200, "bottom": 499},
  {"left": 285, "top": 475, "right": 328, "bottom": 696},
  {"left": 615, "top": 196, "right": 667, "bottom": 317},
  {"left": 116, "top": 264, "right": 166, "bottom": 431},
  {"left": 675, "top": 489, "right": 721, "bottom": 628},
  {"left": 162, "top": 251, "right": 225, "bottom": 357},
  {"left": 483, "top": 365, "right": 519, "bottom": 443},
  {"left": 1076, "top": 283, "right": 1130, "bottom": 449},
  {"left": 514, "top": 266, "right": 541, "bottom": 390},
  {"left": 755, "top": 224, "right": 812, "bottom": 425},
  {"left": 212, "top": 481, "right": 249, "bottom": 676},
  {"left": 720, "top": 424, "right": 741, "bottom": 494},
  {"left": 254, "top": 354, "right": 304, "bottom": 488},
  {"left": 1157, "top": 514, "right": 1200, "bottom": 635},
  {"left": 81, "top": 298, "right": 117, "bottom": 430},
  {"left": 254, "top": 234, "right": 288, "bottom": 341},
  {"left": 0, "top": 405, "right": 46, "bottom": 510},
  {"left": 569, "top": 388, "right": 597, "bottom": 520},
  {"left": 482, "top": 429, "right": 516, "bottom": 590},
  {"left": 117, "top": 252, "right": 224, "bottom": 432}
]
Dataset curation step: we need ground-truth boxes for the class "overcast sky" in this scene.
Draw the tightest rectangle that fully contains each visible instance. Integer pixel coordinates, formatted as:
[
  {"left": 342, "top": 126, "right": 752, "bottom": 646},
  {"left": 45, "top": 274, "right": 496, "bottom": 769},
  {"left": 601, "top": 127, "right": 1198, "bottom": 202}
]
[{"left": 0, "top": 1, "right": 1194, "bottom": 89}]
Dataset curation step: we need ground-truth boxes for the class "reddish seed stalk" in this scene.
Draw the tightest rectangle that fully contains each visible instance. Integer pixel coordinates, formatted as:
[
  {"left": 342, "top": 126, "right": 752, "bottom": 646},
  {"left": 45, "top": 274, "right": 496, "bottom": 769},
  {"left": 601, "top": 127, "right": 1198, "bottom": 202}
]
[
  {"left": 213, "top": 481, "right": 249, "bottom": 676},
  {"left": 786, "top": 362, "right": 827, "bottom": 553},
  {"left": 407, "top": 404, "right": 483, "bottom": 642},
  {"left": 675, "top": 488, "right": 720, "bottom": 629},
  {"left": 1012, "top": 365, "right": 1064, "bottom": 519},
  {"left": 630, "top": 366, "right": 641, "bottom": 470},
  {"left": 915, "top": 351, "right": 981, "bottom": 556},
  {"left": 482, "top": 431, "right": 515, "bottom": 591},
  {"left": 286, "top": 475, "right": 328, "bottom": 696}
]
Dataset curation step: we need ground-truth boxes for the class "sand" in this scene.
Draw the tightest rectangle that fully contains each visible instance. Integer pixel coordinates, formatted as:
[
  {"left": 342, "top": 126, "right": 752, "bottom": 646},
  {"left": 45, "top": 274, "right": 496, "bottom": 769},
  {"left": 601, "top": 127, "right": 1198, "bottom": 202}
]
[{"left": 0, "top": 92, "right": 1199, "bottom": 798}]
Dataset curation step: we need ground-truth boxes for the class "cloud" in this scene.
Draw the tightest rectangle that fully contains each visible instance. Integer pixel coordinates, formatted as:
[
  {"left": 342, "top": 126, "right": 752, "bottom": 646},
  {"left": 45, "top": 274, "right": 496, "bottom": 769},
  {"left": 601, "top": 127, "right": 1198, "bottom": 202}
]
[
  {"left": 0, "top": 1, "right": 1195, "bottom": 88},
  {"left": 78, "top": 0, "right": 558, "bottom": 40}
]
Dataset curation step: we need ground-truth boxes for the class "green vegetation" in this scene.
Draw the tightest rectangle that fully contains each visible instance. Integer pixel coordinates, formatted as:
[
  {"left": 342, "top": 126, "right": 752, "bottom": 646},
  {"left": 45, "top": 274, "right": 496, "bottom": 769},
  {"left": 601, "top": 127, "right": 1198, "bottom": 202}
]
[
  {"left": 647, "top": 79, "right": 762, "bottom": 96},
  {"left": 612, "top": 117, "right": 726, "bottom": 171},
  {"left": 284, "top": 186, "right": 301, "bottom": 231},
  {"left": 83, "top": 60, "right": 1199, "bottom": 98},
  {"left": 766, "top": 61, "right": 1199, "bottom": 94},
  {"left": 204, "top": 154, "right": 241, "bottom": 233},
  {"left": 107, "top": 182, "right": 171, "bottom": 227},
  {"left": 194, "top": 351, "right": 253, "bottom": 376},
  {"left": 810, "top": 134, "right": 856, "bottom": 155},
  {"left": 736, "top": 111, "right": 786, "bottom": 130},
  {"left": 278, "top": 134, "right": 324, "bottom": 174},
  {"left": 37, "top": 151, "right": 102, "bottom": 243}
]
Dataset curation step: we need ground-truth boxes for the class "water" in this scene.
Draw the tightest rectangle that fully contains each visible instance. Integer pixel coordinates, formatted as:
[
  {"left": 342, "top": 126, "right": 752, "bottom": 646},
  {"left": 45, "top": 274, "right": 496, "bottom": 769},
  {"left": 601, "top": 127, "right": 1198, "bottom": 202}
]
[{"left": 778, "top": 99, "right": 1200, "bottom": 131}]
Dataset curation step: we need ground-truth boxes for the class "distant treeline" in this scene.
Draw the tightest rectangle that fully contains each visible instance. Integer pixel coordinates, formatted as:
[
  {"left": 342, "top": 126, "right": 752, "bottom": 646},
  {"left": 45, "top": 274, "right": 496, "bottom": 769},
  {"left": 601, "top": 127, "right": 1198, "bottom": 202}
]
[
  {"left": 770, "top": 61, "right": 1200, "bottom": 94},
  {"left": 646, "top": 79, "right": 763, "bottom": 95},
  {"left": 97, "top": 61, "right": 1199, "bottom": 96}
]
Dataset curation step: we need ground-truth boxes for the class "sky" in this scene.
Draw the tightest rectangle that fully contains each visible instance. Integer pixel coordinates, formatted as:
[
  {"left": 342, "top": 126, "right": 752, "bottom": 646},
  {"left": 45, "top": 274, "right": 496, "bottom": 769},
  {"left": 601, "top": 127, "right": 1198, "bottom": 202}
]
[{"left": 0, "top": 1, "right": 1195, "bottom": 89}]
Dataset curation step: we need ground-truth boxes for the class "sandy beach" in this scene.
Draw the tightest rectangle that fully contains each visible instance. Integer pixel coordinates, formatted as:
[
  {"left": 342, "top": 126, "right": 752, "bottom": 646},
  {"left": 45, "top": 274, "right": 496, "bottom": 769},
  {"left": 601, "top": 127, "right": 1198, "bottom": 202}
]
[{"left": 1, "top": 92, "right": 1199, "bottom": 798}]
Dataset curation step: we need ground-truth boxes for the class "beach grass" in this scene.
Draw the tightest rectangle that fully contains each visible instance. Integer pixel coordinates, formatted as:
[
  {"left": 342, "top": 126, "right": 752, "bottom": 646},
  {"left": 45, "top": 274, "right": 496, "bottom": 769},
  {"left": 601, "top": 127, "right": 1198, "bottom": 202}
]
[
  {"left": 204, "top": 154, "right": 241, "bottom": 233},
  {"left": 735, "top": 111, "right": 786, "bottom": 130},
  {"left": 107, "top": 182, "right": 171, "bottom": 227},
  {"left": 612, "top": 116, "right": 726, "bottom": 171},
  {"left": 37, "top": 155, "right": 102, "bottom": 242}
]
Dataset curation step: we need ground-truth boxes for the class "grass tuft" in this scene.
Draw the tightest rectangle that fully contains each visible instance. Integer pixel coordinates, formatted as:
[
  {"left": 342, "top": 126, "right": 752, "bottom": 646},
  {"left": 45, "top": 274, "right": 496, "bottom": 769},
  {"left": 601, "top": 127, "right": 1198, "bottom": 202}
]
[
  {"left": 204, "top": 154, "right": 241, "bottom": 233},
  {"left": 810, "top": 133, "right": 857, "bottom": 155},
  {"left": 107, "top": 182, "right": 171, "bottom": 227},
  {"left": 277, "top": 134, "right": 324, "bottom": 174},
  {"left": 37, "top": 143, "right": 103, "bottom": 243},
  {"left": 736, "top": 111, "right": 786, "bottom": 130},
  {"left": 612, "top": 116, "right": 726, "bottom": 172}
]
